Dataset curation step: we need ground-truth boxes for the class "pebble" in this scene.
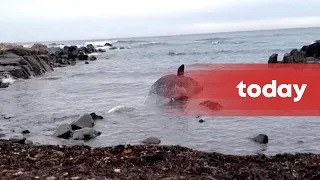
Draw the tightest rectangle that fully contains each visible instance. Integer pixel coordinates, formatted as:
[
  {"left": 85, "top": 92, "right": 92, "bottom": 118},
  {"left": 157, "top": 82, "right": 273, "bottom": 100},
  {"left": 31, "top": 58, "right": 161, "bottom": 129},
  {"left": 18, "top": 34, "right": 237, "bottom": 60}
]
[
  {"left": 114, "top": 169, "right": 121, "bottom": 173},
  {"left": 142, "top": 137, "right": 161, "bottom": 145},
  {"left": 46, "top": 176, "right": 56, "bottom": 180}
]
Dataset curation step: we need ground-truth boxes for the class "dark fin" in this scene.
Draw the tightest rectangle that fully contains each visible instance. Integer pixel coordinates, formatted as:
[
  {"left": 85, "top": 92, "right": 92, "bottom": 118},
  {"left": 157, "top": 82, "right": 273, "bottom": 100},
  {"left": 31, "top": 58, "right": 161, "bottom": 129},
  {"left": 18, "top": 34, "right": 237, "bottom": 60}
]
[{"left": 177, "top": 64, "right": 184, "bottom": 76}]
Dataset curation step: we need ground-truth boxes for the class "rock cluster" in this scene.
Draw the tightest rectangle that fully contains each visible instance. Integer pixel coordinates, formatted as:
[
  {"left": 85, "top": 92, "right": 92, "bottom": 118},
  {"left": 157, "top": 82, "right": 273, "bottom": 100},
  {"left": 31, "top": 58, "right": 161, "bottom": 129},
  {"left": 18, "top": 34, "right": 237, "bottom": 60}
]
[
  {"left": 53, "top": 112, "right": 103, "bottom": 141},
  {"left": 268, "top": 40, "right": 320, "bottom": 64},
  {"left": 0, "top": 43, "right": 106, "bottom": 88}
]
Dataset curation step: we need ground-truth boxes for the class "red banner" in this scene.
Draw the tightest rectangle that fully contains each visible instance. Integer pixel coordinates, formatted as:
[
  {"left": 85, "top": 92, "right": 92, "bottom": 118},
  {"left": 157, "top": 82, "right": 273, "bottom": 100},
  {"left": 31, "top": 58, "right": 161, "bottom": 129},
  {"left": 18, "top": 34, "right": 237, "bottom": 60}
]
[{"left": 173, "top": 64, "right": 320, "bottom": 116}]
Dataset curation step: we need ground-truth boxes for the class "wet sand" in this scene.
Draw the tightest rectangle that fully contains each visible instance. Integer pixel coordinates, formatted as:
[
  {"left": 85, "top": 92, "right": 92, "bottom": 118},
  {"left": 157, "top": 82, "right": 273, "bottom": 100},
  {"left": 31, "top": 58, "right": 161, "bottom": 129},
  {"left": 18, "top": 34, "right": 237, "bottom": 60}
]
[{"left": 0, "top": 140, "right": 319, "bottom": 180}]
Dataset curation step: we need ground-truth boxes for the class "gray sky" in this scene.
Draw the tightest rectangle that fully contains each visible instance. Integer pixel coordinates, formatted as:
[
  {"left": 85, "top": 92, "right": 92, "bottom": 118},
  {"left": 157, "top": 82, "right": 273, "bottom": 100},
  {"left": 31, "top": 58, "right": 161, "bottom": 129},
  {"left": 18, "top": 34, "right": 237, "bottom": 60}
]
[{"left": 1, "top": 0, "right": 320, "bottom": 42}]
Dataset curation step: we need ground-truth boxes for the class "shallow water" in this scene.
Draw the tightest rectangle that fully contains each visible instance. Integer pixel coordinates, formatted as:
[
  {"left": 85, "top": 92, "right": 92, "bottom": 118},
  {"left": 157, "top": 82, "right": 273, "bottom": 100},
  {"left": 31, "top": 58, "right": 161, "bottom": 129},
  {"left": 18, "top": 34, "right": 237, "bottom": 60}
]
[{"left": 1, "top": 27, "right": 320, "bottom": 155}]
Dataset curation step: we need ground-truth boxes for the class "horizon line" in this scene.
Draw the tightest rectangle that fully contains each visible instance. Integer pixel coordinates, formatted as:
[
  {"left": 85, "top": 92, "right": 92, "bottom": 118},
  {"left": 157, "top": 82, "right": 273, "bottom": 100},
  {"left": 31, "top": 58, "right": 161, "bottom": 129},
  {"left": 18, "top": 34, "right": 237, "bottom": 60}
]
[{"left": 6, "top": 26, "right": 320, "bottom": 45}]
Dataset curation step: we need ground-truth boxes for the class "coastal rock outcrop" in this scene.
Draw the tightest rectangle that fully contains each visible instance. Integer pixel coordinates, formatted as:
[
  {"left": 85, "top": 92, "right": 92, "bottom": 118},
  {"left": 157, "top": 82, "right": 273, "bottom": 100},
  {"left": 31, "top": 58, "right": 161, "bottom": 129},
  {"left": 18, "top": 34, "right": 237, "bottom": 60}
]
[{"left": 268, "top": 40, "right": 320, "bottom": 64}]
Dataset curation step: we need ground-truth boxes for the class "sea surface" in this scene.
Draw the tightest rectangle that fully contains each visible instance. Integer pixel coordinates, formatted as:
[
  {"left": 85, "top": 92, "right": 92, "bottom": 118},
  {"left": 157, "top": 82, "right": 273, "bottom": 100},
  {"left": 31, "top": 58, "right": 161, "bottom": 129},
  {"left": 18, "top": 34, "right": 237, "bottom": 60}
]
[{"left": 1, "top": 27, "right": 320, "bottom": 155}]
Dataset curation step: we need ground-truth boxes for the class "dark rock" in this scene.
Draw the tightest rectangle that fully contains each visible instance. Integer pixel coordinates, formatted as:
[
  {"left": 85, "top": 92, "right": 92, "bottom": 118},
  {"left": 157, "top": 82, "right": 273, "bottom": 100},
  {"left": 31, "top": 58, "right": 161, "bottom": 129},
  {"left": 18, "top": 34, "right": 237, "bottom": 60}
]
[
  {"left": 0, "top": 82, "right": 9, "bottom": 88},
  {"left": 87, "top": 44, "right": 97, "bottom": 53},
  {"left": 85, "top": 61, "right": 89, "bottom": 64},
  {"left": 89, "top": 56, "right": 97, "bottom": 61},
  {"left": 109, "top": 47, "right": 117, "bottom": 50},
  {"left": 305, "top": 41, "right": 320, "bottom": 58},
  {"left": 142, "top": 137, "right": 161, "bottom": 145},
  {"left": 9, "top": 135, "right": 26, "bottom": 144},
  {"left": 300, "top": 45, "right": 309, "bottom": 52},
  {"left": 142, "top": 154, "right": 164, "bottom": 163},
  {"left": 21, "top": 130, "right": 30, "bottom": 134},
  {"left": 98, "top": 49, "right": 106, "bottom": 52},
  {"left": 53, "top": 123, "right": 73, "bottom": 139},
  {"left": 31, "top": 43, "right": 48, "bottom": 54},
  {"left": 283, "top": 53, "right": 293, "bottom": 63},
  {"left": 79, "top": 47, "right": 89, "bottom": 54},
  {"left": 72, "top": 128, "right": 101, "bottom": 140},
  {"left": 290, "top": 49, "right": 305, "bottom": 63},
  {"left": 104, "top": 43, "right": 113, "bottom": 47},
  {"left": 119, "top": 47, "right": 125, "bottom": 49},
  {"left": 199, "top": 100, "right": 223, "bottom": 110},
  {"left": 252, "top": 134, "right": 268, "bottom": 144},
  {"left": 71, "top": 113, "right": 95, "bottom": 129},
  {"left": 90, "top": 112, "right": 104, "bottom": 120},
  {"left": 268, "top": 53, "right": 278, "bottom": 64},
  {"left": 78, "top": 54, "right": 88, "bottom": 61},
  {"left": 199, "top": 119, "right": 205, "bottom": 123},
  {"left": 47, "top": 47, "right": 62, "bottom": 54}
]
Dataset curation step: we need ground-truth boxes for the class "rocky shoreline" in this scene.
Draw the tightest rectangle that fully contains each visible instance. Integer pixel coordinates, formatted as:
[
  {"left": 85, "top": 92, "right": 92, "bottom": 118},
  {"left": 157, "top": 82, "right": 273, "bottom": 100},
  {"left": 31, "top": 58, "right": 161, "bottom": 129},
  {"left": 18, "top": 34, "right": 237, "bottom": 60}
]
[
  {"left": 0, "top": 42, "right": 108, "bottom": 88},
  {"left": 0, "top": 140, "right": 319, "bottom": 180}
]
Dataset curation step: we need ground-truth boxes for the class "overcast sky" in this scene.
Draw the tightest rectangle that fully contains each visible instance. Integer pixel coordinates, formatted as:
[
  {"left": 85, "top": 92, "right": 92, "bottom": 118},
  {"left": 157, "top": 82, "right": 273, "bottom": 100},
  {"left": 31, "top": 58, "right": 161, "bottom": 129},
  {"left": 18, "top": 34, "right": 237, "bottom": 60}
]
[{"left": 1, "top": 0, "right": 320, "bottom": 42}]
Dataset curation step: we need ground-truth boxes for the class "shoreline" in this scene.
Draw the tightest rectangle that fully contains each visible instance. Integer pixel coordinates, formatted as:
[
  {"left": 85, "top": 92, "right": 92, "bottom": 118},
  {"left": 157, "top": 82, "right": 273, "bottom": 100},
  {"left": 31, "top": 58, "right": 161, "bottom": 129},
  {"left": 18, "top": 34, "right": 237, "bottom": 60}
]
[{"left": 1, "top": 139, "right": 320, "bottom": 180}]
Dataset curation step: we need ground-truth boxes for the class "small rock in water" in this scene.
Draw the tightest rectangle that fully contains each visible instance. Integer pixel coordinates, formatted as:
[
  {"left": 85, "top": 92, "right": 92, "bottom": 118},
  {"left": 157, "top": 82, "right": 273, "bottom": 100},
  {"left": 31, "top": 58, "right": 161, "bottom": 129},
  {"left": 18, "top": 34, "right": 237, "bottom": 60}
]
[
  {"left": 252, "top": 134, "right": 269, "bottom": 144},
  {"left": 0, "top": 133, "right": 5, "bottom": 138},
  {"left": 85, "top": 61, "right": 89, "bottom": 64},
  {"left": 90, "top": 112, "right": 104, "bottom": 120},
  {"left": 198, "top": 119, "right": 205, "bottom": 123},
  {"left": 142, "top": 137, "right": 161, "bottom": 145},
  {"left": 199, "top": 100, "right": 223, "bottom": 110},
  {"left": 21, "top": 130, "right": 30, "bottom": 134},
  {"left": 72, "top": 127, "right": 101, "bottom": 140}
]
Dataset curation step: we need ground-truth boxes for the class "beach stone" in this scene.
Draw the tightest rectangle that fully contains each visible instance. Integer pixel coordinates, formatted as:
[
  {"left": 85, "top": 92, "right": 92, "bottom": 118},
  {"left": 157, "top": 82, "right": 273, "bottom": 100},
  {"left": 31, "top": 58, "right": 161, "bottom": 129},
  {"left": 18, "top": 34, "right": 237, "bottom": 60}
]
[
  {"left": 53, "top": 123, "right": 73, "bottom": 139},
  {"left": 25, "top": 140, "right": 33, "bottom": 145},
  {"left": 142, "top": 137, "right": 161, "bottom": 145},
  {"left": 71, "top": 113, "right": 95, "bottom": 130},
  {"left": 79, "top": 47, "right": 89, "bottom": 54},
  {"left": 252, "top": 134, "right": 268, "bottom": 144},
  {"left": 90, "top": 112, "right": 104, "bottom": 120},
  {"left": 9, "top": 135, "right": 26, "bottom": 144},
  {"left": 268, "top": 53, "right": 278, "bottom": 64},
  {"left": 72, "top": 128, "right": 101, "bottom": 140},
  {"left": 89, "top": 56, "right": 97, "bottom": 61},
  {"left": 85, "top": 61, "right": 89, "bottom": 64}
]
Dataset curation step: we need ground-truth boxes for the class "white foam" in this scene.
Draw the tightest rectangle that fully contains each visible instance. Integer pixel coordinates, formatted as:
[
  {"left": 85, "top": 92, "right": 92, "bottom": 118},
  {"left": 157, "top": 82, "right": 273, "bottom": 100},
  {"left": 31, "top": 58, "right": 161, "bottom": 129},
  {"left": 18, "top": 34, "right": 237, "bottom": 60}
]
[
  {"left": 1, "top": 75, "right": 16, "bottom": 84},
  {"left": 108, "top": 105, "right": 135, "bottom": 113}
]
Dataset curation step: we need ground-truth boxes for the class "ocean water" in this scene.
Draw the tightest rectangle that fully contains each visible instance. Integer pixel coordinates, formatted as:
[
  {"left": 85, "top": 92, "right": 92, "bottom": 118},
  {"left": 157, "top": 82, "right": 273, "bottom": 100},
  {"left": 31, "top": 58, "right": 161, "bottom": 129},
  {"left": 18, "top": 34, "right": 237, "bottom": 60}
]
[{"left": 1, "top": 27, "right": 320, "bottom": 155}]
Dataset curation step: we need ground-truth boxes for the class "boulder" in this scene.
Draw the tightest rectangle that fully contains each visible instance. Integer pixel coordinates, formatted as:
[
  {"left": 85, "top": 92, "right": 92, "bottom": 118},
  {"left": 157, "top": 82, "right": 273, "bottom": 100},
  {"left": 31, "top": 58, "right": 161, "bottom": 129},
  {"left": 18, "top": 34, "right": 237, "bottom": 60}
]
[
  {"left": 142, "top": 137, "right": 161, "bottom": 145},
  {"left": 87, "top": 44, "right": 97, "bottom": 53},
  {"left": 78, "top": 54, "right": 88, "bottom": 61},
  {"left": 0, "top": 82, "right": 9, "bottom": 88},
  {"left": 252, "top": 134, "right": 268, "bottom": 144},
  {"left": 98, "top": 49, "right": 106, "bottom": 52},
  {"left": 290, "top": 49, "right": 305, "bottom": 63},
  {"left": 21, "top": 130, "right": 30, "bottom": 134},
  {"left": 268, "top": 53, "right": 278, "bottom": 64},
  {"left": 70, "top": 113, "right": 95, "bottom": 130},
  {"left": 79, "top": 47, "right": 89, "bottom": 54},
  {"left": 109, "top": 47, "right": 117, "bottom": 50},
  {"left": 283, "top": 53, "right": 293, "bottom": 63},
  {"left": 305, "top": 42, "right": 320, "bottom": 58},
  {"left": 72, "top": 128, "right": 101, "bottom": 140},
  {"left": 31, "top": 43, "right": 48, "bottom": 54},
  {"left": 85, "top": 61, "right": 89, "bottom": 64},
  {"left": 89, "top": 56, "right": 97, "bottom": 61},
  {"left": 53, "top": 123, "right": 73, "bottom": 139}
]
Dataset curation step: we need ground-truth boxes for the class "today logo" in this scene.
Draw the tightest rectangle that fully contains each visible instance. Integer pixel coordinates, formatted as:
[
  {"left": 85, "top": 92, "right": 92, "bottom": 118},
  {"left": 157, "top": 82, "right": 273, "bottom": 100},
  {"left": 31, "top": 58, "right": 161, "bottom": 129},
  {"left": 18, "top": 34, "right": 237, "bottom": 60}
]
[{"left": 236, "top": 80, "right": 307, "bottom": 102}]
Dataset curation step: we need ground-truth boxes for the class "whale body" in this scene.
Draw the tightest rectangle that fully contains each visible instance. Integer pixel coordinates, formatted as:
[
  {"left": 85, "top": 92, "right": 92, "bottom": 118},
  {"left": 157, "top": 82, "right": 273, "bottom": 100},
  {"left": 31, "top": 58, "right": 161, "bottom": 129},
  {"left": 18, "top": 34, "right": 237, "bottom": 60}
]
[{"left": 148, "top": 64, "right": 203, "bottom": 101}]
